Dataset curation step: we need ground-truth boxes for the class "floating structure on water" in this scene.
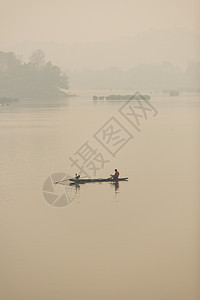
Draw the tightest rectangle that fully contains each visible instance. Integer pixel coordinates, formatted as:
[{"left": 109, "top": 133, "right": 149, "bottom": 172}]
[
  {"left": 93, "top": 94, "right": 151, "bottom": 101},
  {"left": 169, "top": 90, "right": 180, "bottom": 96},
  {"left": 0, "top": 97, "right": 19, "bottom": 106}
]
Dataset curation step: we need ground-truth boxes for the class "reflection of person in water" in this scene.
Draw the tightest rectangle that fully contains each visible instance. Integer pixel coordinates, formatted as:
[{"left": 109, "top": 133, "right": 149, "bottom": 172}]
[{"left": 114, "top": 181, "right": 119, "bottom": 192}]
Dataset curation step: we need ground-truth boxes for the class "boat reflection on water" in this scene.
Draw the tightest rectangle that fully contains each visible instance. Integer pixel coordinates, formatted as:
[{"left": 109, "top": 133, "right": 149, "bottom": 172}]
[
  {"left": 69, "top": 182, "right": 81, "bottom": 190},
  {"left": 69, "top": 180, "right": 121, "bottom": 198},
  {"left": 66, "top": 175, "right": 128, "bottom": 202}
]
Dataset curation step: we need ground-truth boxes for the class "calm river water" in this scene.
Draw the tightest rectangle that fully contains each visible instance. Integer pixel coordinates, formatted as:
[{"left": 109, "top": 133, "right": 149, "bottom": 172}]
[{"left": 0, "top": 91, "right": 200, "bottom": 300}]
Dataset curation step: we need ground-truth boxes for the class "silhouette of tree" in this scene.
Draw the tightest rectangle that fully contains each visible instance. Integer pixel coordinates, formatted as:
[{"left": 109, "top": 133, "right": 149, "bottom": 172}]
[
  {"left": 0, "top": 50, "right": 69, "bottom": 98},
  {"left": 29, "top": 49, "right": 46, "bottom": 69}
]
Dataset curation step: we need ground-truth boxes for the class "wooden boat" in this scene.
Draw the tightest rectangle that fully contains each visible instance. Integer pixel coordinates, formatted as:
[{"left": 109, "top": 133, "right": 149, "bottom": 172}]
[{"left": 69, "top": 177, "right": 128, "bottom": 184}]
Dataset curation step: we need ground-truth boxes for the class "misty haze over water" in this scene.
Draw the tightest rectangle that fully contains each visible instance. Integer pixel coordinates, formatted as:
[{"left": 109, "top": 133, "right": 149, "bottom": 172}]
[
  {"left": 1, "top": 1, "right": 200, "bottom": 300},
  {"left": 3, "top": 28, "right": 199, "bottom": 90}
]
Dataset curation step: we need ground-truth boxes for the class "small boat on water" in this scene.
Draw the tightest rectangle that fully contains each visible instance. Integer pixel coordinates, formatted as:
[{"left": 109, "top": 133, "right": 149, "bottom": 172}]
[{"left": 69, "top": 177, "right": 128, "bottom": 184}]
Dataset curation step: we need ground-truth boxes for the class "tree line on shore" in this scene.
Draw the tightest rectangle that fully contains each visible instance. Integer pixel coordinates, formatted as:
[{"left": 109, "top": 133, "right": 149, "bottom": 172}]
[
  {"left": 1, "top": 50, "right": 199, "bottom": 97},
  {"left": 0, "top": 50, "right": 69, "bottom": 98}
]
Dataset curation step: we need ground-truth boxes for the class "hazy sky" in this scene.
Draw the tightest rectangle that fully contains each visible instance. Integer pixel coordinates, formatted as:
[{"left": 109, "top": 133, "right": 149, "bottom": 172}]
[{"left": 1, "top": 0, "right": 200, "bottom": 47}]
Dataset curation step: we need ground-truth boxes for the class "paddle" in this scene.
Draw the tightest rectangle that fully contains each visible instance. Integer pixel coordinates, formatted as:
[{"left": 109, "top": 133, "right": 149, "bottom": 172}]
[
  {"left": 54, "top": 178, "right": 70, "bottom": 184},
  {"left": 54, "top": 176, "right": 86, "bottom": 184}
]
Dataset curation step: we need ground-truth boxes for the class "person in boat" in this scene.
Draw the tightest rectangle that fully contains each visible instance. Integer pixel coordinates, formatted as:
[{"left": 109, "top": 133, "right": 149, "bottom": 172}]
[
  {"left": 75, "top": 173, "right": 80, "bottom": 180},
  {"left": 110, "top": 169, "right": 119, "bottom": 180}
]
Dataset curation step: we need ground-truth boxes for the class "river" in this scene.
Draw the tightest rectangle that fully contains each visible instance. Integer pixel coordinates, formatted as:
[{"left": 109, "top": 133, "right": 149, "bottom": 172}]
[{"left": 0, "top": 91, "right": 199, "bottom": 300}]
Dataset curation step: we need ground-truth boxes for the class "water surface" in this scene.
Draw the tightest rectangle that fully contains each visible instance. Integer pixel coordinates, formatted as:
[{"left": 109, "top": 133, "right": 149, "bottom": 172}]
[{"left": 0, "top": 91, "right": 199, "bottom": 300}]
